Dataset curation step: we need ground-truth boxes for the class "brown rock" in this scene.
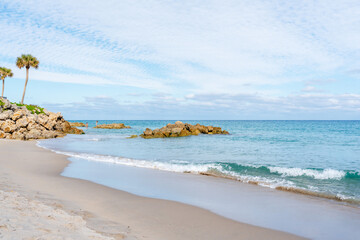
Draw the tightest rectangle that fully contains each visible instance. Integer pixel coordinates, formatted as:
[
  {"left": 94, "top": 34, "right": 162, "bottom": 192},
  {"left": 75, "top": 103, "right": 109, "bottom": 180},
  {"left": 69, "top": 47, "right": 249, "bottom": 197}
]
[
  {"left": 16, "top": 117, "right": 30, "bottom": 128},
  {"left": 65, "top": 127, "right": 85, "bottom": 135},
  {"left": 1, "top": 119, "right": 17, "bottom": 133},
  {"left": 25, "top": 129, "right": 43, "bottom": 140},
  {"left": 11, "top": 131, "right": 25, "bottom": 140},
  {"left": 140, "top": 122, "right": 229, "bottom": 139},
  {"left": 94, "top": 123, "right": 130, "bottom": 129},
  {"left": 70, "top": 122, "right": 86, "bottom": 127},
  {"left": 11, "top": 109, "right": 28, "bottom": 121}
]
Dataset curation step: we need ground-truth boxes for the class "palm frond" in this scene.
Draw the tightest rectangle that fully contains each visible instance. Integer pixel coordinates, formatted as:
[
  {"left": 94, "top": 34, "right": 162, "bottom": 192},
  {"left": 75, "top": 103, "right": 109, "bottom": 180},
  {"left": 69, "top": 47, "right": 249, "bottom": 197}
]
[
  {"left": 16, "top": 54, "right": 40, "bottom": 69},
  {"left": 0, "top": 67, "right": 14, "bottom": 80}
]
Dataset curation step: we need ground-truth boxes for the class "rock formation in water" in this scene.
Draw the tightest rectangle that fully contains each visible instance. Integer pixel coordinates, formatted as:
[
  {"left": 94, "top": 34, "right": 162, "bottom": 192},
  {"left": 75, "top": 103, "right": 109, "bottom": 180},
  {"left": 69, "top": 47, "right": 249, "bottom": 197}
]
[
  {"left": 0, "top": 98, "right": 84, "bottom": 140},
  {"left": 94, "top": 123, "right": 130, "bottom": 129},
  {"left": 70, "top": 122, "right": 86, "bottom": 127},
  {"left": 140, "top": 121, "right": 229, "bottom": 139}
]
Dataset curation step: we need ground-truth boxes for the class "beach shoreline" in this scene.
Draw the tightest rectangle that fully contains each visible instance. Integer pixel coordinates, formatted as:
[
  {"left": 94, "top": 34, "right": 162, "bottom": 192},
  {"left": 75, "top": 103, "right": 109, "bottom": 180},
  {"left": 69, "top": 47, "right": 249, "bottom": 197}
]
[{"left": 0, "top": 140, "right": 304, "bottom": 240}]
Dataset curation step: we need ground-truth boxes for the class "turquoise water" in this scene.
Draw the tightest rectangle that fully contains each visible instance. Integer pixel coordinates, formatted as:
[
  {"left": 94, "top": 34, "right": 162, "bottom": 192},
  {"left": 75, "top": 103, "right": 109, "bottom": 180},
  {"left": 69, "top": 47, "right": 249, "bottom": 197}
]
[{"left": 39, "top": 120, "right": 360, "bottom": 202}]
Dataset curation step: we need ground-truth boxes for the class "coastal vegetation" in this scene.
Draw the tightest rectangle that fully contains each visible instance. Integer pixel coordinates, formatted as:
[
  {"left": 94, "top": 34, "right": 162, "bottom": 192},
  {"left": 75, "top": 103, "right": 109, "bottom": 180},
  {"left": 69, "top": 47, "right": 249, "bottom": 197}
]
[
  {"left": 16, "top": 54, "right": 39, "bottom": 104},
  {"left": 0, "top": 67, "right": 13, "bottom": 98}
]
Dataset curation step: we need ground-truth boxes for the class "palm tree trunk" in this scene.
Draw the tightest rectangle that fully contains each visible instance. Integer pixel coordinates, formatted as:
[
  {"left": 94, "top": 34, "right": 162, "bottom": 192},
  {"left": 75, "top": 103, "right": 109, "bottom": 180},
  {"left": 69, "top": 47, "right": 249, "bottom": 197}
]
[
  {"left": 21, "top": 68, "right": 29, "bottom": 104},
  {"left": 1, "top": 79, "right": 4, "bottom": 98}
]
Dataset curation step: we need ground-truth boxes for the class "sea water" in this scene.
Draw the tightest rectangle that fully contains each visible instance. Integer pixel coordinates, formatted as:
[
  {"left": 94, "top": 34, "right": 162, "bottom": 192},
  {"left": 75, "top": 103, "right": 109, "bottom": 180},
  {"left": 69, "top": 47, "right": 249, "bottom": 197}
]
[{"left": 39, "top": 120, "right": 360, "bottom": 202}]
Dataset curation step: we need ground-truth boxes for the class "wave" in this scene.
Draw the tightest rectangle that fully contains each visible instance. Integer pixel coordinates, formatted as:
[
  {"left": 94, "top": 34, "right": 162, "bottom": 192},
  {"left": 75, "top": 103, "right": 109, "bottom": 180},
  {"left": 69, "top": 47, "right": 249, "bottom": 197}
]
[
  {"left": 36, "top": 142, "right": 360, "bottom": 205},
  {"left": 268, "top": 167, "right": 346, "bottom": 180}
]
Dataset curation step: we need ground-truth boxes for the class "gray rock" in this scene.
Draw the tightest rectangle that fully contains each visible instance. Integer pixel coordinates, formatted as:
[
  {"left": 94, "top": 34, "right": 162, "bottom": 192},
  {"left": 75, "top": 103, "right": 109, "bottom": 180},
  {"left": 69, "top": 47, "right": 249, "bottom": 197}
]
[{"left": 0, "top": 111, "right": 13, "bottom": 120}]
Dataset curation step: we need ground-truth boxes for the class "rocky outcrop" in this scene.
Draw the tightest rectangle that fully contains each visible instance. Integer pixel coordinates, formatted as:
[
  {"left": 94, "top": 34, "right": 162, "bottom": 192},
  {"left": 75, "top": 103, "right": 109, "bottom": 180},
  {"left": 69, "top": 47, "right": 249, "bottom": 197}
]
[
  {"left": 70, "top": 122, "right": 86, "bottom": 127},
  {"left": 94, "top": 123, "right": 130, "bottom": 129},
  {"left": 140, "top": 121, "right": 229, "bottom": 139},
  {"left": 0, "top": 99, "right": 84, "bottom": 140},
  {"left": 127, "top": 135, "right": 138, "bottom": 139}
]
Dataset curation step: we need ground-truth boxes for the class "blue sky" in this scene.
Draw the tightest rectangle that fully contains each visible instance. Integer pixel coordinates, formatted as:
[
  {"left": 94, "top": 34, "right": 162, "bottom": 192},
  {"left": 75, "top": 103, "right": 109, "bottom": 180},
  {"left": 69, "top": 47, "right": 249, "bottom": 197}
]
[{"left": 0, "top": 0, "right": 359, "bottom": 120}]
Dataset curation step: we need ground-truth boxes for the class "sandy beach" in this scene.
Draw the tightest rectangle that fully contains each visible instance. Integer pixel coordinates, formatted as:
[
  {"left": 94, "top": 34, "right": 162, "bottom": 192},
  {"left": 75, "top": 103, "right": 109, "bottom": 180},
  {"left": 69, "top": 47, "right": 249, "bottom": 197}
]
[{"left": 0, "top": 140, "right": 304, "bottom": 240}]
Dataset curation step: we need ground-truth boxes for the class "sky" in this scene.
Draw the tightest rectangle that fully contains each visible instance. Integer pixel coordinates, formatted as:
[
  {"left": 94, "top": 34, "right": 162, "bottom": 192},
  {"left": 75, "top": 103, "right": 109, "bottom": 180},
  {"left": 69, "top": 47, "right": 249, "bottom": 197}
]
[{"left": 0, "top": 0, "right": 359, "bottom": 120}]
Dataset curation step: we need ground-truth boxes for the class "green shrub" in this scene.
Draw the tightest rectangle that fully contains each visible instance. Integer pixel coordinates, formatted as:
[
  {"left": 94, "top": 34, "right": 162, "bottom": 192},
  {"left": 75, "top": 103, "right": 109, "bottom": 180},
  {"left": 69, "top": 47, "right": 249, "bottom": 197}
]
[{"left": 10, "top": 102, "right": 45, "bottom": 115}]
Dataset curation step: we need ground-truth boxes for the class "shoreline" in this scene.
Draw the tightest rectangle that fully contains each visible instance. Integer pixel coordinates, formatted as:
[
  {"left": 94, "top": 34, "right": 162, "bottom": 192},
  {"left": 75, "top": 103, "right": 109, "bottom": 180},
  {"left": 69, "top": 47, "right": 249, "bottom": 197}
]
[
  {"left": 0, "top": 140, "right": 304, "bottom": 240},
  {"left": 38, "top": 130, "right": 360, "bottom": 207}
]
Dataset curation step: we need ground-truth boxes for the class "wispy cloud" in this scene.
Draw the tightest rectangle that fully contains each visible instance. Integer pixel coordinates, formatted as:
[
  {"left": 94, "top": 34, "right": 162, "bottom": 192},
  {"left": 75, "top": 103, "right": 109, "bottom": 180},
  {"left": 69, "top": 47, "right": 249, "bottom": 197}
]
[
  {"left": 0, "top": 0, "right": 359, "bottom": 118},
  {"left": 46, "top": 93, "right": 360, "bottom": 120}
]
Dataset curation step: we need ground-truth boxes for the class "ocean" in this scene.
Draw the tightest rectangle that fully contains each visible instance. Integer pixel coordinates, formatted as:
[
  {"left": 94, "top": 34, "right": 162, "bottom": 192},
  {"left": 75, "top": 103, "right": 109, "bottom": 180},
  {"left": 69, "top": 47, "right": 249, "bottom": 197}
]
[{"left": 38, "top": 120, "right": 360, "bottom": 203}]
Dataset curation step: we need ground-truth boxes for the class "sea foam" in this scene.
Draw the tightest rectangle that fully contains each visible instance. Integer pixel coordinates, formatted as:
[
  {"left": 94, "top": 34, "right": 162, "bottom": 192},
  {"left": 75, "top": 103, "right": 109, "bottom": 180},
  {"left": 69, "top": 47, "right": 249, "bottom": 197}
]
[{"left": 268, "top": 167, "right": 346, "bottom": 180}]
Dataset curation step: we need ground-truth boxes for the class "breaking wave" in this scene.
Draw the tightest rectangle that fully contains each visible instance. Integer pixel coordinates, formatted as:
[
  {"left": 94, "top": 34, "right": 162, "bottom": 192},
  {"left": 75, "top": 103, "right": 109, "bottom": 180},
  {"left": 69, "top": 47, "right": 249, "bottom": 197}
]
[{"left": 37, "top": 142, "right": 360, "bottom": 204}]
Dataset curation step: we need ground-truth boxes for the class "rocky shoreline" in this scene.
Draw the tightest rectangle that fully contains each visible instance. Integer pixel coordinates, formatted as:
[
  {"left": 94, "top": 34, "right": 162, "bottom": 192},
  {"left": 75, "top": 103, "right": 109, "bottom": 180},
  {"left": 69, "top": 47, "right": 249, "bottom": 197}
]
[
  {"left": 0, "top": 99, "right": 84, "bottom": 140},
  {"left": 140, "top": 121, "right": 229, "bottom": 138}
]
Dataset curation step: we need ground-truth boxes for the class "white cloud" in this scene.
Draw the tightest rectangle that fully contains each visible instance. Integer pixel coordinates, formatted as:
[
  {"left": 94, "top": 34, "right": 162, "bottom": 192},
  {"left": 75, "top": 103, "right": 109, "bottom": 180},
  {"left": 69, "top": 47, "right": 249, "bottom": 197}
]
[{"left": 1, "top": 0, "right": 360, "bottom": 118}]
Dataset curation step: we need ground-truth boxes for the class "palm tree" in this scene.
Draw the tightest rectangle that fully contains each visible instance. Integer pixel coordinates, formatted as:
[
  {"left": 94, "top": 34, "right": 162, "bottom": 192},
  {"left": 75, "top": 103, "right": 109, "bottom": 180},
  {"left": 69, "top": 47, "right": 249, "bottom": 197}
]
[
  {"left": 16, "top": 54, "right": 39, "bottom": 104},
  {"left": 0, "top": 67, "right": 13, "bottom": 99}
]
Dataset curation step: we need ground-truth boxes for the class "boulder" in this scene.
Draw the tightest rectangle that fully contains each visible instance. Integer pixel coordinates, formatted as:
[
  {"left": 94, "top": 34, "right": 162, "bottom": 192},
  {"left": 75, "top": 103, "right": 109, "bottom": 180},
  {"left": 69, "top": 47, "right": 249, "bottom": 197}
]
[
  {"left": 0, "top": 111, "right": 13, "bottom": 120},
  {"left": 25, "top": 129, "right": 43, "bottom": 140},
  {"left": 11, "top": 131, "right": 25, "bottom": 140},
  {"left": 1, "top": 119, "right": 17, "bottom": 133},
  {"left": 140, "top": 122, "right": 229, "bottom": 139},
  {"left": 11, "top": 109, "right": 28, "bottom": 121},
  {"left": 0, "top": 99, "right": 85, "bottom": 140},
  {"left": 16, "top": 117, "right": 30, "bottom": 128}
]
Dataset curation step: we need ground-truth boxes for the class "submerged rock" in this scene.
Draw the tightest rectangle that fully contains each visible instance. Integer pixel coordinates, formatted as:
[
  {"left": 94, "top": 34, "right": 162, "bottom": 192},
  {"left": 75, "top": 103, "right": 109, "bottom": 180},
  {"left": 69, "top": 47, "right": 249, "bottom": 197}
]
[
  {"left": 0, "top": 98, "right": 84, "bottom": 140},
  {"left": 94, "top": 123, "right": 130, "bottom": 129},
  {"left": 126, "top": 135, "right": 138, "bottom": 139},
  {"left": 140, "top": 121, "right": 229, "bottom": 139}
]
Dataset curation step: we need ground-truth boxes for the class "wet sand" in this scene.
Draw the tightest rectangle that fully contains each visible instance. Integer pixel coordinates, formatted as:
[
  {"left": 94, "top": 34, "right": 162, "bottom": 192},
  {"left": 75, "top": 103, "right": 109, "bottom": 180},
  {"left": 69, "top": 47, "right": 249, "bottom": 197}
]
[{"left": 0, "top": 140, "right": 303, "bottom": 240}]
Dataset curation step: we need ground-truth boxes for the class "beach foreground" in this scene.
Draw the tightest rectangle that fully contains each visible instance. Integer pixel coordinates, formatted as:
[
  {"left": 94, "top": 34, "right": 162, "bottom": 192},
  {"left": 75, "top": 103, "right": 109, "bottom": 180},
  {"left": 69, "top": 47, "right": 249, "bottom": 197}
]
[{"left": 0, "top": 140, "right": 304, "bottom": 240}]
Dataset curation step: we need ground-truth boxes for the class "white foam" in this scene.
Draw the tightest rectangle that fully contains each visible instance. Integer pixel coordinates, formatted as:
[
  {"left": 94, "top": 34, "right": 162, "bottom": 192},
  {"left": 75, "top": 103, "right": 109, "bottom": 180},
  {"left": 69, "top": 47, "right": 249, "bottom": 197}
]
[
  {"left": 53, "top": 150, "right": 223, "bottom": 174},
  {"left": 269, "top": 167, "right": 346, "bottom": 180}
]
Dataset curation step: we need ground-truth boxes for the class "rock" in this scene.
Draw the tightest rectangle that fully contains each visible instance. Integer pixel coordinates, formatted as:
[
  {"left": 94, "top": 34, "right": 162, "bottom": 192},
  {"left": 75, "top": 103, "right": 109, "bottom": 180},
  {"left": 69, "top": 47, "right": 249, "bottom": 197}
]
[
  {"left": 94, "top": 123, "right": 130, "bottom": 129},
  {"left": 70, "top": 122, "right": 86, "bottom": 127},
  {"left": 43, "top": 119, "right": 56, "bottom": 130},
  {"left": 171, "top": 127, "right": 183, "bottom": 135},
  {"left": 0, "top": 99, "right": 85, "bottom": 140},
  {"left": 1, "top": 119, "right": 17, "bottom": 133},
  {"left": 25, "top": 129, "right": 43, "bottom": 140},
  {"left": 36, "top": 114, "right": 48, "bottom": 126},
  {"left": 43, "top": 109, "right": 50, "bottom": 116},
  {"left": 3, "top": 99, "right": 11, "bottom": 109},
  {"left": 143, "top": 128, "right": 153, "bottom": 137},
  {"left": 11, "top": 131, "right": 25, "bottom": 140},
  {"left": 140, "top": 122, "right": 229, "bottom": 139},
  {"left": 126, "top": 135, "right": 138, "bottom": 139},
  {"left": 65, "top": 127, "right": 85, "bottom": 135},
  {"left": 16, "top": 117, "right": 30, "bottom": 128},
  {"left": 0, "top": 111, "right": 13, "bottom": 120}
]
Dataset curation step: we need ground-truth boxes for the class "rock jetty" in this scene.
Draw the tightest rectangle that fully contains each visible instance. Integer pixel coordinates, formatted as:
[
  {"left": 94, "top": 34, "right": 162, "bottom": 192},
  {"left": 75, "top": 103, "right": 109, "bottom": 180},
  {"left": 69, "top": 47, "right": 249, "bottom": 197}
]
[
  {"left": 0, "top": 99, "right": 84, "bottom": 140},
  {"left": 140, "top": 121, "right": 229, "bottom": 139},
  {"left": 94, "top": 123, "right": 130, "bottom": 129},
  {"left": 70, "top": 122, "right": 86, "bottom": 127}
]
